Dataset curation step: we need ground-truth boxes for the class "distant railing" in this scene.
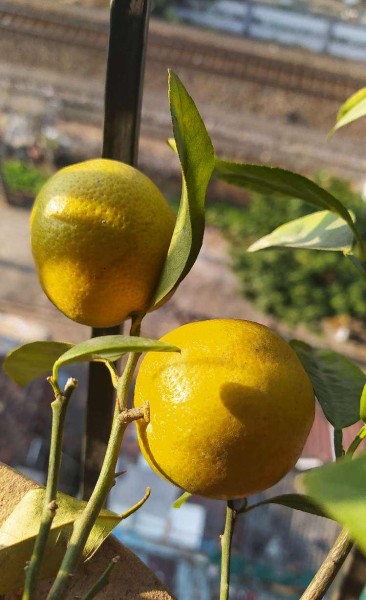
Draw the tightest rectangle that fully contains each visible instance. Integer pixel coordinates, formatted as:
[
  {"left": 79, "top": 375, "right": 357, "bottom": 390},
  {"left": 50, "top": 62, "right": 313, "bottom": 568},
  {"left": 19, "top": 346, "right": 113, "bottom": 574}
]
[{"left": 177, "top": 0, "right": 366, "bottom": 61}]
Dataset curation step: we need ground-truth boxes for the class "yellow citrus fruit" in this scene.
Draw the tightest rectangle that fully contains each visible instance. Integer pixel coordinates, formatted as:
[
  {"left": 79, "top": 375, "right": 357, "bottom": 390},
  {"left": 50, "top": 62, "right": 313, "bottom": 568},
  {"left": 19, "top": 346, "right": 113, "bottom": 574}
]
[
  {"left": 134, "top": 319, "right": 315, "bottom": 500},
  {"left": 30, "top": 159, "right": 175, "bottom": 327}
]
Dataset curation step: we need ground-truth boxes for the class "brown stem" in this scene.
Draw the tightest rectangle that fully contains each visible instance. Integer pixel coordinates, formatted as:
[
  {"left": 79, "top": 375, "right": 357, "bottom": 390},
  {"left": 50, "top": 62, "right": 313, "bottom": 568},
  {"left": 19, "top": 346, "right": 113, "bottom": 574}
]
[
  {"left": 299, "top": 529, "right": 353, "bottom": 600},
  {"left": 118, "top": 402, "right": 150, "bottom": 424}
]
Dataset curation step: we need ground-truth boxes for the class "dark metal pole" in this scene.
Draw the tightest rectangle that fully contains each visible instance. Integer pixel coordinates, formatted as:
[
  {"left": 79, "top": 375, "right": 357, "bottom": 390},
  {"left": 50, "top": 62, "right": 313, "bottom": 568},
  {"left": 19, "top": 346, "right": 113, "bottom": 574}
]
[{"left": 82, "top": 0, "right": 151, "bottom": 500}]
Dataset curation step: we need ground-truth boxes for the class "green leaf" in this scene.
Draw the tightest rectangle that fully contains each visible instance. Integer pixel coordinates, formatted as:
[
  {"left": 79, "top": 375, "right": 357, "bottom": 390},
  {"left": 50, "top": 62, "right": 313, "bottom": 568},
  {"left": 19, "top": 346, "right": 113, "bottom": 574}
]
[
  {"left": 53, "top": 335, "right": 180, "bottom": 381},
  {"left": 214, "top": 159, "right": 365, "bottom": 260},
  {"left": 248, "top": 210, "right": 354, "bottom": 253},
  {"left": 3, "top": 341, "right": 74, "bottom": 387},
  {"left": 173, "top": 492, "right": 192, "bottom": 508},
  {"left": 290, "top": 340, "right": 365, "bottom": 430},
  {"left": 301, "top": 451, "right": 366, "bottom": 554},
  {"left": 360, "top": 384, "right": 366, "bottom": 423},
  {"left": 330, "top": 87, "right": 366, "bottom": 136},
  {"left": 245, "top": 493, "right": 329, "bottom": 519},
  {"left": 152, "top": 71, "right": 215, "bottom": 306},
  {"left": 0, "top": 488, "right": 121, "bottom": 593}
]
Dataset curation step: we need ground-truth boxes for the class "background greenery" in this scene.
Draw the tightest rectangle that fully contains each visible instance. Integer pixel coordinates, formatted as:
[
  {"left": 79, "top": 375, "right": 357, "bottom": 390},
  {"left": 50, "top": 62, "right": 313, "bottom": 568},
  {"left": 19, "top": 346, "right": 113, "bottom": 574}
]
[
  {"left": 2, "top": 160, "right": 49, "bottom": 195},
  {"left": 205, "top": 173, "right": 366, "bottom": 327}
]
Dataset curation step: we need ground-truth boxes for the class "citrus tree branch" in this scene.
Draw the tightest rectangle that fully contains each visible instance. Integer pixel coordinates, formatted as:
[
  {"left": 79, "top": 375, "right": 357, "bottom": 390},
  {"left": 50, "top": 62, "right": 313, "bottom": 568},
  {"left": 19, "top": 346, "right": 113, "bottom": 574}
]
[
  {"left": 22, "top": 377, "right": 78, "bottom": 600},
  {"left": 79, "top": 556, "right": 120, "bottom": 600},
  {"left": 220, "top": 501, "right": 237, "bottom": 600},
  {"left": 299, "top": 529, "right": 353, "bottom": 600},
  {"left": 46, "top": 317, "right": 143, "bottom": 600}
]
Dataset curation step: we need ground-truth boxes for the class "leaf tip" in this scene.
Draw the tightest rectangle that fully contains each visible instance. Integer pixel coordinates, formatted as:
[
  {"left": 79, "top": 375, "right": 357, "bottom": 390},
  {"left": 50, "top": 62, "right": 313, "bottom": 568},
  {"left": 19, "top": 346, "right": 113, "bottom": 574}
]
[{"left": 247, "top": 240, "right": 264, "bottom": 253}]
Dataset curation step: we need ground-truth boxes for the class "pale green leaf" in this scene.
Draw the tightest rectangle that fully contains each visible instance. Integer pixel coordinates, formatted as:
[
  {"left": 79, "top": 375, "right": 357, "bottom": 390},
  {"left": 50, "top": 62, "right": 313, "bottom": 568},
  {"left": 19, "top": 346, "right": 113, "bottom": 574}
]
[
  {"left": 330, "top": 88, "right": 366, "bottom": 136},
  {"left": 3, "top": 341, "right": 74, "bottom": 387},
  {"left": 290, "top": 340, "right": 365, "bottom": 430},
  {"left": 360, "top": 384, "right": 366, "bottom": 423},
  {"left": 248, "top": 210, "right": 354, "bottom": 253},
  {"left": 0, "top": 488, "right": 121, "bottom": 594},
  {"left": 152, "top": 71, "right": 215, "bottom": 306},
  {"left": 214, "top": 159, "right": 364, "bottom": 259},
  {"left": 53, "top": 335, "right": 180, "bottom": 381},
  {"left": 301, "top": 451, "right": 366, "bottom": 554}
]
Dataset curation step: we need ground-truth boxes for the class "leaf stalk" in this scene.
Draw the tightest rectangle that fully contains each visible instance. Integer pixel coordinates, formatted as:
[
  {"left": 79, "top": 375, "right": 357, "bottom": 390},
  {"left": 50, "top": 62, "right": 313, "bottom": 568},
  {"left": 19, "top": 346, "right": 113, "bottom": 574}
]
[{"left": 346, "top": 425, "right": 366, "bottom": 457}]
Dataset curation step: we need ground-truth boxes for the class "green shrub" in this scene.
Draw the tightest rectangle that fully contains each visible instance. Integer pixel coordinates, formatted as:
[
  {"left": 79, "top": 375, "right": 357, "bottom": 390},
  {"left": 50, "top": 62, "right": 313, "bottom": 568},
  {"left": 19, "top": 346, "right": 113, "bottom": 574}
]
[
  {"left": 206, "top": 174, "right": 366, "bottom": 327},
  {"left": 2, "top": 160, "right": 49, "bottom": 195}
]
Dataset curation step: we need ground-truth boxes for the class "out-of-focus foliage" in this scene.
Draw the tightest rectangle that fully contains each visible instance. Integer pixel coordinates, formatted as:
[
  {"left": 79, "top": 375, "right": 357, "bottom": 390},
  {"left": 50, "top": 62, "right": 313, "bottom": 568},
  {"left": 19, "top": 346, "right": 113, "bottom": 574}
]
[
  {"left": 205, "top": 174, "right": 366, "bottom": 326},
  {"left": 152, "top": 0, "right": 216, "bottom": 20},
  {"left": 2, "top": 160, "right": 49, "bottom": 195}
]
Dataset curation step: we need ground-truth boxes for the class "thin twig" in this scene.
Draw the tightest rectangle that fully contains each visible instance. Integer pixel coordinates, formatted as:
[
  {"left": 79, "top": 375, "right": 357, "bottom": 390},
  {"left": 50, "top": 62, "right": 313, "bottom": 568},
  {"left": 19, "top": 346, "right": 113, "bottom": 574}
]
[
  {"left": 22, "top": 378, "right": 78, "bottom": 600},
  {"left": 46, "top": 318, "right": 143, "bottom": 600},
  {"left": 220, "top": 501, "right": 237, "bottom": 600},
  {"left": 79, "top": 556, "right": 120, "bottom": 600},
  {"left": 299, "top": 529, "right": 353, "bottom": 600}
]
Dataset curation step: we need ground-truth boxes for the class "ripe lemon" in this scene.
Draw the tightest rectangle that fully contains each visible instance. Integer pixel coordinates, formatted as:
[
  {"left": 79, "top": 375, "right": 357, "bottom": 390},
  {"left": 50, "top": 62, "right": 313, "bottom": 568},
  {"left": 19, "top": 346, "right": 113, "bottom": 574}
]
[
  {"left": 134, "top": 319, "right": 315, "bottom": 500},
  {"left": 30, "top": 159, "right": 175, "bottom": 327}
]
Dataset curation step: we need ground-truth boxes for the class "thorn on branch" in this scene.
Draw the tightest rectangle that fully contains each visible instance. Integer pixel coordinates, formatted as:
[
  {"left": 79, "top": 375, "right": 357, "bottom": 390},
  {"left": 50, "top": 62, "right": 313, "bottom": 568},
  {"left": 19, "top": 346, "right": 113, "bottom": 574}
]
[{"left": 118, "top": 402, "right": 150, "bottom": 424}]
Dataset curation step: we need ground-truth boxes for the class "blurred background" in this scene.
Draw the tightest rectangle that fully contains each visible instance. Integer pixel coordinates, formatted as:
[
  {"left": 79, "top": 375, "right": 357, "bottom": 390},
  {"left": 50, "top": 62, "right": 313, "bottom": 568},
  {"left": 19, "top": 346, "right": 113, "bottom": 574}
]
[{"left": 1, "top": 0, "right": 366, "bottom": 598}]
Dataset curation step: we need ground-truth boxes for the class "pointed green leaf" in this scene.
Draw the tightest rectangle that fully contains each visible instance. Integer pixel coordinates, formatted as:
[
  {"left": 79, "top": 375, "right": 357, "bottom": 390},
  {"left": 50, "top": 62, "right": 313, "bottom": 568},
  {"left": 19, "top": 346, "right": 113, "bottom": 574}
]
[
  {"left": 53, "top": 335, "right": 180, "bottom": 380},
  {"left": 359, "top": 384, "right": 366, "bottom": 423},
  {"left": 245, "top": 493, "right": 329, "bottom": 519},
  {"left": 173, "top": 492, "right": 192, "bottom": 508},
  {"left": 214, "top": 159, "right": 365, "bottom": 260},
  {"left": 290, "top": 340, "right": 365, "bottom": 430},
  {"left": 3, "top": 341, "right": 74, "bottom": 387},
  {"left": 0, "top": 488, "right": 121, "bottom": 594},
  {"left": 301, "top": 451, "right": 366, "bottom": 554},
  {"left": 248, "top": 210, "right": 354, "bottom": 253},
  {"left": 152, "top": 71, "right": 215, "bottom": 306},
  {"left": 330, "top": 87, "right": 366, "bottom": 136}
]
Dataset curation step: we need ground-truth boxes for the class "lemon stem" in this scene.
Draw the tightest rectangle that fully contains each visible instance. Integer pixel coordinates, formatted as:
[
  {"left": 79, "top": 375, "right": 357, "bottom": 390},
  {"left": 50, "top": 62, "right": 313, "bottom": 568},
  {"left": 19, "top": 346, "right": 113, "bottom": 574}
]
[
  {"left": 22, "top": 378, "right": 78, "bottom": 600},
  {"left": 220, "top": 500, "right": 237, "bottom": 600},
  {"left": 45, "top": 317, "right": 142, "bottom": 600}
]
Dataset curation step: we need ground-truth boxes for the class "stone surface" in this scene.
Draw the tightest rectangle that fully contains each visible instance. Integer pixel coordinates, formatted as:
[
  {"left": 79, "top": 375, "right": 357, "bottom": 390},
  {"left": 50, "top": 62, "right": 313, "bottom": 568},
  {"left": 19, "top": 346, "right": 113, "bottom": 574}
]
[{"left": 0, "top": 462, "right": 176, "bottom": 599}]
